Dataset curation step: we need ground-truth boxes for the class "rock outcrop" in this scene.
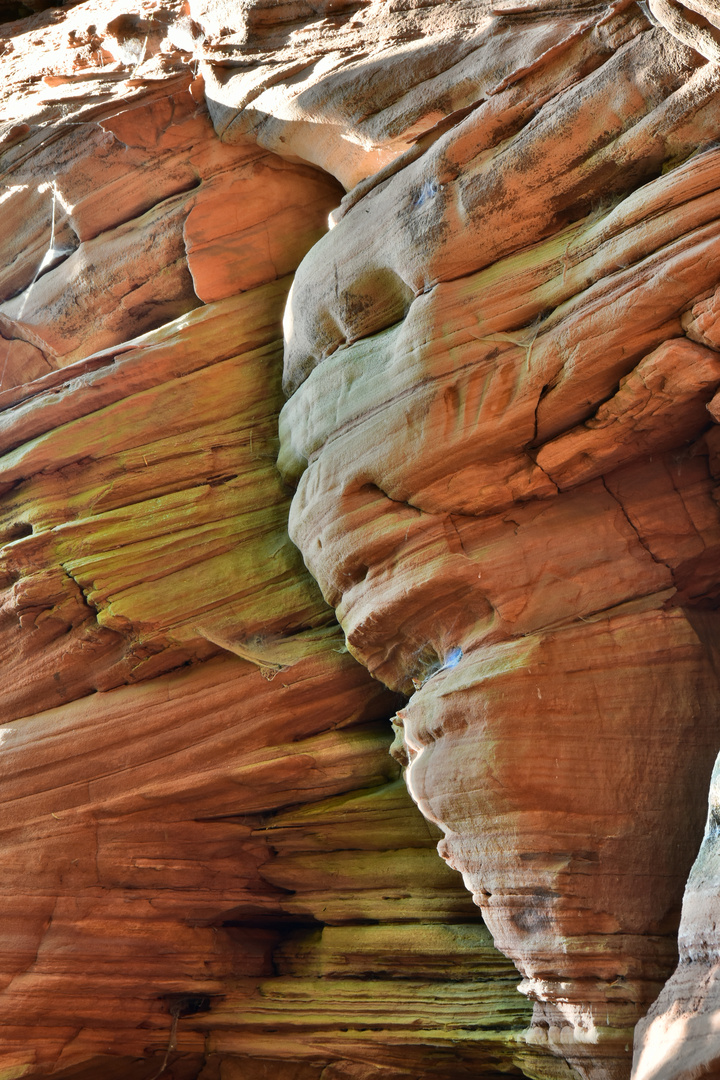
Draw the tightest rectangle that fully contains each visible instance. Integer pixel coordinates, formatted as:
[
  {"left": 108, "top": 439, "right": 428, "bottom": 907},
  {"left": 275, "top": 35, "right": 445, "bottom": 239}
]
[
  {"left": 3, "top": 1, "right": 720, "bottom": 1079},
  {"left": 268, "top": 1, "right": 720, "bottom": 1077},
  {"left": 0, "top": 4, "right": 542, "bottom": 1078}
]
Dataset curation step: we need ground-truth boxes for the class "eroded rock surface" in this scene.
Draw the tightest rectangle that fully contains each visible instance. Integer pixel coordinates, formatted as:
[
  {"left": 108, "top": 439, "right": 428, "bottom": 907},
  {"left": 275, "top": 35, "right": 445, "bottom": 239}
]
[
  {"left": 4, "top": 1, "right": 720, "bottom": 1079},
  {"left": 0, "top": 3, "right": 548, "bottom": 1079},
  {"left": 266, "top": 2, "right": 720, "bottom": 1078}
]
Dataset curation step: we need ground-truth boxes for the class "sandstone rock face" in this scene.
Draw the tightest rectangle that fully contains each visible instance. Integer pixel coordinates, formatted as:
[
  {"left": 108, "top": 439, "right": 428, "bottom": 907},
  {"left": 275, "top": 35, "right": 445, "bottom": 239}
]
[
  {"left": 0, "top": 4, "right": 549, "bottom": 1079},
  {"left": 264, "top": 2, "right": 720, "bottom": 1078},
  {"left": 4, "top": 1, "right": 720, "bottom": 1079}
]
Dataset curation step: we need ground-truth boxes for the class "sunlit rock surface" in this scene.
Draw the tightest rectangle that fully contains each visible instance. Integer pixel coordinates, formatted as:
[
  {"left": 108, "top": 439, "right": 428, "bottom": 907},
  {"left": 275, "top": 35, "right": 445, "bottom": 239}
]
[
  {"left": 270, "top": 2, "right": 720, "bottom": 1079},
  {"left": 0, "top": 3, "right": 549, "bottom": 1079},
  {"left": 3, "top": 1, "right": 720, "bottom": 1079}
]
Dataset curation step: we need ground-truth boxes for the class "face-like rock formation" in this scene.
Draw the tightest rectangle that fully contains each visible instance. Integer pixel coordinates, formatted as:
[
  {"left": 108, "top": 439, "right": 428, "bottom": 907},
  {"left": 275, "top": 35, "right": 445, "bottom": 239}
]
[{"left": 268, "top": 2, "right": 720, "bottom": 1077}]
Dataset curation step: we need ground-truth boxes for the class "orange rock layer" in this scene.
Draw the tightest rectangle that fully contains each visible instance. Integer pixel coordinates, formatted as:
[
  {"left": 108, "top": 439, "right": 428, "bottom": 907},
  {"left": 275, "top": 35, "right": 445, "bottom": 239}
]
[
  {"left": 0, "top": 3, "right": 550, "bottom": 1078},
  {"left": 270, "top": 2, "right": 720, "bottom": 1077},
  {"left": 3, "top": 1, "right": 720, "bottom": 1079}
]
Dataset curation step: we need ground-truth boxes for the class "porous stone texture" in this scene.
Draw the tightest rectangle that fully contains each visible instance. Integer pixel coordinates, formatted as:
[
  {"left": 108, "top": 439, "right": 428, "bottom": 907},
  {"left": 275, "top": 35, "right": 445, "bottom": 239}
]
[
  {"left": 3, "top": 1, "right": 720, "bottom": 1079},
  {"left": 0, "top": 3, "right": 547, "bottom": 1080},
  {"left": 266, "top": 2, "right": 720, "bottom": 1078}
]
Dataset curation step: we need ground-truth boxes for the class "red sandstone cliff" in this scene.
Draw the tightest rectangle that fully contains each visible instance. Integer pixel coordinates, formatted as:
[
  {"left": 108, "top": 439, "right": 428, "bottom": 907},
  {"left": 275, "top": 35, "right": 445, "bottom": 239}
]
[{"left": 1, "top": 2, "right": 720, "bottom": 1079}]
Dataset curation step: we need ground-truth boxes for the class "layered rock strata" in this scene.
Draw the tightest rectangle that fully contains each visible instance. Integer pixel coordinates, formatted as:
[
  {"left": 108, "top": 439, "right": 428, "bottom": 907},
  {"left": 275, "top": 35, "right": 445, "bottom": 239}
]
[
  {"left": 0, "top": 4, "right": 544, "bottom": 1078},
  {"left": 4, "top": 1, "right": 720, "bottom": 1078},
  {"left": 261, "top": 2, "right": 720, "bottom": 1077}
]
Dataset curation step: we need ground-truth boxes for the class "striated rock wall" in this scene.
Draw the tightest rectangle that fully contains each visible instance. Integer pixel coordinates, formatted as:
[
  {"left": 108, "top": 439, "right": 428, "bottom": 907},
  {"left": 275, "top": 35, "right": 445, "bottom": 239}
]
[
  {"left": 3, "top": 1, "right": 720, "bottom": 1079},
  {"left": 0, "top": 4, "right": 543, "bottom": 1079},
  {"left": 261, "top": 1, "right": 720, "bottom": 1077}
]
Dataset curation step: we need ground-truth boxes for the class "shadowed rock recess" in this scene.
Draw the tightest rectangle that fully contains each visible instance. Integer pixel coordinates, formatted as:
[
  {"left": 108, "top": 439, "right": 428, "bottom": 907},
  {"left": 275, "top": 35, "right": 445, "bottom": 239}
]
[{"left": 1, "top": 1, "right": 720, "bottom": 1078}]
